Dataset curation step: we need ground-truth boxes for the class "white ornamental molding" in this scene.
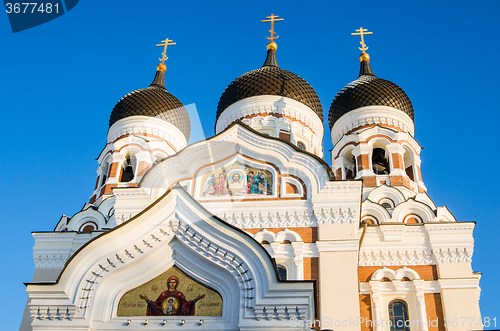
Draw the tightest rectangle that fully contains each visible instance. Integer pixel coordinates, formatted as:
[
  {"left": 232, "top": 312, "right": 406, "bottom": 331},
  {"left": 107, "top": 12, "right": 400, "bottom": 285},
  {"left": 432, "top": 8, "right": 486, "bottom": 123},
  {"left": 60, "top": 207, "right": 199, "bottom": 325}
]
[
  {"left": 220, "top": 207, "right": 356, "bottom": 229},
  {"left": 221, "top": 211, "right": 315, "bottom": 229},
  {"left": 314, "top": 207, "right": 356, "bottom": 225},
  {"left": 432, "top": 247, "right": 472, "bottom": 264},
  {"left": 358, "top": 249, "right": 436, "bottom": 266},
  {"left": 34, "top": 254, "right": 71, "bottom": 269},
  {"left": 107, "top": 116, "right": 187, "bottom": 152},
  {"left": 330, "top": 105, "right": 415, "bottom": 145},
  {"left": 216, "top": 96, "right": 324, "bottom": 138}
]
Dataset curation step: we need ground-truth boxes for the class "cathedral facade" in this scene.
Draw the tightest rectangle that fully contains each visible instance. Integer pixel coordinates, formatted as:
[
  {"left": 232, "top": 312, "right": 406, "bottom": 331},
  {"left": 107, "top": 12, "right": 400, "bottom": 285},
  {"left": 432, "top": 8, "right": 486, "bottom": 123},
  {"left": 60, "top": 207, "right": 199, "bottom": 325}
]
[{"left": 20, "top": 24, "right": 482, "bottom": 331}]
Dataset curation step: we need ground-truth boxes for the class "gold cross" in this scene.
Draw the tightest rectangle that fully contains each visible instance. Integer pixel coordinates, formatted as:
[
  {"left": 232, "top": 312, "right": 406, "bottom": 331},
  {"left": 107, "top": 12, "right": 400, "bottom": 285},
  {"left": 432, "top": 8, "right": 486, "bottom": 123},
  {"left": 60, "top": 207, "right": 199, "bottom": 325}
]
[
  {"left": 261, "top": 14, "right": 284, "bottom": 41},
  {"left": 156, "top": 38, "right": 176, "bottom": 64},
  {"left": 351, "top": 27, "right": 373, "bottom": 52}
]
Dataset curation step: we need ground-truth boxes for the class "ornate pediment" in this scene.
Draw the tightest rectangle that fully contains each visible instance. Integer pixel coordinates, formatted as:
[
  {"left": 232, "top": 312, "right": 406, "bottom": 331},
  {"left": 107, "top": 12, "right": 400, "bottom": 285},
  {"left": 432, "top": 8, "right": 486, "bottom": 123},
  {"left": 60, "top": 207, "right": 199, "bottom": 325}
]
[{"left": 26, "top": 186, "right": 314, "bottom": 330}]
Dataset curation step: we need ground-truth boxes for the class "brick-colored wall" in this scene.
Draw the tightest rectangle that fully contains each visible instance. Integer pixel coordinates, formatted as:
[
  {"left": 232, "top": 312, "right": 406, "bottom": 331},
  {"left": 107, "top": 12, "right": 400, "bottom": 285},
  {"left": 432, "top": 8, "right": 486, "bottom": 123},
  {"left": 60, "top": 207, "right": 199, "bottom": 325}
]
[
  {"left": 136, "top": 161, "right": 150, "bottom": 177},
  {"left": 100, "top": 184, "right": 118, "bottom": 196},
  {"left": 392, "top": 153, "right": 404, "bottom": 169},
  {"left": 286, "top": 182, "right": 298, "bottom": 194},
  {"left": 336, "top": 168, "right": 342, "bottom": 180},
  {"left": 279, "top": 131, "right": 291, "bottom": 142},
  {"left": 363, "top": 176, "right": 377, "bottom": 187},
  {"left": 358, "top": 155, "right": 370, "bottom": 171},
  {"left": 358, "top": 265, "right": 438, "bottom": 282},
  {"left": 425, "top": 293, "right": 445, "bottom": 331},
  {"left": 109, "top": 162, "right": 119, "bottom": 177},
  {"left": 244, "top": 227, "right": 317, "bottom": 243},
  {"left": 359, "top": 294, "right": 373, "bottom": 331}
]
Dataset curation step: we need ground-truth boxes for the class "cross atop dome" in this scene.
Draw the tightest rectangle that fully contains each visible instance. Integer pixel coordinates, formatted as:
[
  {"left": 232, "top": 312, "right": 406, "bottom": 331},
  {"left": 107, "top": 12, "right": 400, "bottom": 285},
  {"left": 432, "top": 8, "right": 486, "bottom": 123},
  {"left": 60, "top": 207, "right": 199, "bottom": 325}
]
[
  {"left": 261, "top": 14, "right": 284, "bottom": 51},
  {"left": 351, "top": 27, "right": 372, "bottom": 61},
  {"left": 156, "top": 37, "right": 176, "bottom": 72}
]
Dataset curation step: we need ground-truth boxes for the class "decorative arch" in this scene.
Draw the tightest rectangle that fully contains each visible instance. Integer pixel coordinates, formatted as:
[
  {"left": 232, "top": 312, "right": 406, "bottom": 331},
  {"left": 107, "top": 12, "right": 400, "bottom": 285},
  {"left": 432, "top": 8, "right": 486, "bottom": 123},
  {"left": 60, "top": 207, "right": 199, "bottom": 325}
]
[
  {"left": 394, "top": 267, "right": 421, "bottom": 281},
  {"left": 414, "top": 192, "right": 437, "bottom": 209},
  {"left": 254, "top": 229, "right": 276, "bottom": 243},
  {"left": 392, "top": 199, "right": 436, "bottom": 224},
  {"left": 275, "top": 229, "right": 302, "bottom": 243},
  {"left": 367, "top": 184, "right": 406, "bottom": 207},
  {"left": 138, "top": 123, "right": 331, "bottom": 203},
  {"left": 361, "top": 200, "right": 391, "bottom": 224},
  {"left": 65, "top": 207, "right": 106, "bottom": 232},
  {"left": 371, "top": 267, "right": 397, "bottom": 281},
  {"left": 436, "top": 206, "right": 457, "bottom": 223}
]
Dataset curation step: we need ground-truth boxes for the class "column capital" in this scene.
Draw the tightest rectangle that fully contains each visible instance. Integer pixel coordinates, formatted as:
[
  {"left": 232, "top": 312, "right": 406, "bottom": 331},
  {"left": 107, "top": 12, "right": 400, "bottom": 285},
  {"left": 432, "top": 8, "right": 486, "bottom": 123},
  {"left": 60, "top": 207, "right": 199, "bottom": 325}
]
[
  {"left": 352, "top": 143, "right": 373, "bottom": 157},
  {"left": 386, "top": 143, "right": 406, "bottom": 155}
]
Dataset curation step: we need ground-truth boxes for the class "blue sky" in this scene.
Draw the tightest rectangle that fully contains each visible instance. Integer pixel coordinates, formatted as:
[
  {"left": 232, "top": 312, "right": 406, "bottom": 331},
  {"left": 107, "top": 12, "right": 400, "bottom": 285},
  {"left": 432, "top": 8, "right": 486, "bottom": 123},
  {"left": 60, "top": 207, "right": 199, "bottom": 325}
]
[{"left": 1, "top": 0, "right": 499, "bottom": 329}]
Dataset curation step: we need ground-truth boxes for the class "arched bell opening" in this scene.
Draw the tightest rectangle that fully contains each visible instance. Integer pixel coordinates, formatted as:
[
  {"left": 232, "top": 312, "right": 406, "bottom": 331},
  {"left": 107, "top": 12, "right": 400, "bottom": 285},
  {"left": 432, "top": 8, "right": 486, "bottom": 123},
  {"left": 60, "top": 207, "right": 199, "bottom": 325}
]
[
  {"left": 403, "top": 146, "right": 415, "bottom": 181},
  {"left": 372, "top": 147, "right": 390, "bottom": 175},
  {"left": 120, "top": 150, "right": 138, "bottom": 183}
]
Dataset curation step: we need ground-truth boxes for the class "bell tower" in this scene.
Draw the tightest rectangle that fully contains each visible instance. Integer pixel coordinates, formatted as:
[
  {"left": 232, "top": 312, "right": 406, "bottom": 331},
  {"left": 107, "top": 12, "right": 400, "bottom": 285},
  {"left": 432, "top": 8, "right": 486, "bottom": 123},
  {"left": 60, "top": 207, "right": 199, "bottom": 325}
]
[
  {"left": 90, "top": 39, "right": 191, "bottom": 205},
  {"left": 329, "top": 28, "right": 425, "bottom": 194}
]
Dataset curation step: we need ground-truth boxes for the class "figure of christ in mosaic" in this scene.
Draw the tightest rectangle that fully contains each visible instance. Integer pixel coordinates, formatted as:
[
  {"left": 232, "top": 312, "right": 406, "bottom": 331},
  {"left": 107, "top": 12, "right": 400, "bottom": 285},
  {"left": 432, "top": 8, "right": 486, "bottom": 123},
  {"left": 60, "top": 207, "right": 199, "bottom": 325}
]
[{"left": 140, "top": 276, "right": 205, "bottom": 316}]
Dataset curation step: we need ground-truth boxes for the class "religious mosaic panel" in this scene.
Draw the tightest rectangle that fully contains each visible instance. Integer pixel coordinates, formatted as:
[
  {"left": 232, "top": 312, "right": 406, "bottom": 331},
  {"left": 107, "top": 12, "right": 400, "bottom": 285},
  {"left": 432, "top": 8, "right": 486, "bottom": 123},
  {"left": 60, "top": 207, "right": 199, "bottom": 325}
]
[
  {"left": 199, "top": 161, "right": 273, "bottom": 197},
  {"left": 117, "top": 265, "right": 223, "bottom": 317}
]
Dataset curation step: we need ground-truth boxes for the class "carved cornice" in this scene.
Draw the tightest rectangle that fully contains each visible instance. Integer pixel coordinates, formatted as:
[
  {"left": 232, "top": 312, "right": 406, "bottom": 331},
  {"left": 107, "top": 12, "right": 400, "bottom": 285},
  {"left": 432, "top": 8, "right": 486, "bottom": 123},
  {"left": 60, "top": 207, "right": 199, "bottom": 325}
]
[
  {"left": 34, "top": 254, "right": 71, "bottom": 269},
  {"left": 358, "top": 250, "right": 436, "bottom": 266},
  {"left": 433, "top": 248, "right": 472, "bottom": 264},
  {"left": 359, "top": 246, "right": 473, "bottom": 266}
]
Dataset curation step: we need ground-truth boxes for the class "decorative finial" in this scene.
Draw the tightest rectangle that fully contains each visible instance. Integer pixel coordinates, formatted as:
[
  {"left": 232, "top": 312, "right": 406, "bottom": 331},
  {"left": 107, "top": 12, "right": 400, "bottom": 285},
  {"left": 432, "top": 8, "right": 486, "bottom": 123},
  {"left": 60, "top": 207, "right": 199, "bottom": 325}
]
[
  {"left": 261, "top": 14, "right": 284, "bottom": 49},
  {"left": 351, "top": 27, "right": 373, "bottom": 61},
  {"left": 156, "top": 38, "right": 176, "bottom": 71}
]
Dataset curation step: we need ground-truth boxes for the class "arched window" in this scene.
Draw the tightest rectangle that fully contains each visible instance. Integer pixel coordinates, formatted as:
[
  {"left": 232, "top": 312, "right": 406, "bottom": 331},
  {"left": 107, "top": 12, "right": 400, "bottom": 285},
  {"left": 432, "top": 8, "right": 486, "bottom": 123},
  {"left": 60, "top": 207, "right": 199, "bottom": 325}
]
[
  {"left": 381, "top": 202, "right": 392, "bottom": 210},
  {"left": 297, "top": 141, "right": 306, "bottom": 151},
  {"left": 79, "top": 221, "right": 98, "bottom": 232},
  {"left": 388, "top": 299, "right": 411, "bottom": 331},
  {"left": 277, "top": 264, "right": 287, "bottom": 280},
  {"left": 372, "top": 148, "right": 390, "bottom": 175}
]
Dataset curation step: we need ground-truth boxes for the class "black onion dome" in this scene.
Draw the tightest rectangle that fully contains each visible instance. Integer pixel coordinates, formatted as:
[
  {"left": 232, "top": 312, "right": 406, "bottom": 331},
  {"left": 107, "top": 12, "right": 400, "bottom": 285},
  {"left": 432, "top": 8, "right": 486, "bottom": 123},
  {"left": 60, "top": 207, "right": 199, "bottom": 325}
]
[
  {"left": 217, "top": 49, "right": 323, "bottom": 121},
  {"left": 109, "top": 70, "right": 191, "bottom": 141},
  {"left": 328, "top": 60, "right": 414, "bottom": 129}
]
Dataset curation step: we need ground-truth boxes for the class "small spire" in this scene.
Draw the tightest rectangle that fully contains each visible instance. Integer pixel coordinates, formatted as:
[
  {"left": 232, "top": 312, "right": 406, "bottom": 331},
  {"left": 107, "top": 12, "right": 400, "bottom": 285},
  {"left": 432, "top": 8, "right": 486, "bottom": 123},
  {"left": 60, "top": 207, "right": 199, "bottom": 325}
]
[
  {"left": 149, "top": 69, "right": 166, "bottom": 89},
  {"left": 358, "top": 60, "right": 376, "bottom": 77},
  {"left": 262, "top": 48, "right": 279, "bottom": 67}
]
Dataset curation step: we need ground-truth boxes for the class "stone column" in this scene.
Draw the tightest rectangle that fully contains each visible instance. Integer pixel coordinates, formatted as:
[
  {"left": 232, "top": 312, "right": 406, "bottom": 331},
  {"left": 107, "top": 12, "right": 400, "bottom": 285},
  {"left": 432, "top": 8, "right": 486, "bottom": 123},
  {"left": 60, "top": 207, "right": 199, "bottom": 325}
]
[
  {"left": 352, "top": 144, "right": 375, "bottom": 179},
  {"left": 291, "top": 242, "right": 304, "bottom": 280},
  {"left": 386, "top": 143, "right": 406, "bottom": 177}
]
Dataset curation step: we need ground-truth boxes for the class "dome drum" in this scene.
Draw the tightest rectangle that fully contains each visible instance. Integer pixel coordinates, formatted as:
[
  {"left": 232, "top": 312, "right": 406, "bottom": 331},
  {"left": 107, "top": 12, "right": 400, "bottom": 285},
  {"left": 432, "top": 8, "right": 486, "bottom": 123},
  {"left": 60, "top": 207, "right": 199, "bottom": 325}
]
[
  {"left": 330, "top": 105, "right": 415, "bottom": 146},
  {"left": 107, "top": 115, "right": 188, "bottom": 152},
  {"left": 216, "top": 95, "right": 324, "bottom": 157}
]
